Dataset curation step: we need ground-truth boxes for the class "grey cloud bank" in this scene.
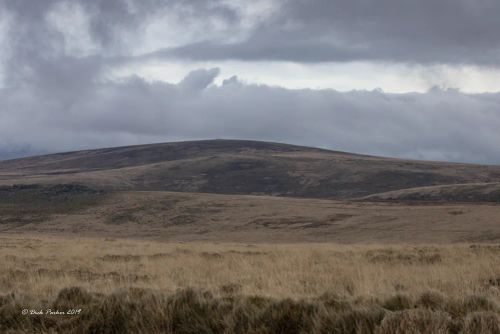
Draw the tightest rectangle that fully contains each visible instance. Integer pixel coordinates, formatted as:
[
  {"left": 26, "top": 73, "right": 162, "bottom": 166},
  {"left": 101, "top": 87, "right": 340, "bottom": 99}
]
[{"left": 2, "top": 67, "right": 500, "bottom": 164}]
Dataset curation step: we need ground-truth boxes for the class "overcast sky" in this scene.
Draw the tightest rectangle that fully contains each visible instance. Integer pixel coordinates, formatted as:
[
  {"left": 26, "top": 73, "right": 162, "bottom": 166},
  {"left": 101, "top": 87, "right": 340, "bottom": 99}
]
[{"left": 1, "top": 0, "right": 500, "bottom": 163}]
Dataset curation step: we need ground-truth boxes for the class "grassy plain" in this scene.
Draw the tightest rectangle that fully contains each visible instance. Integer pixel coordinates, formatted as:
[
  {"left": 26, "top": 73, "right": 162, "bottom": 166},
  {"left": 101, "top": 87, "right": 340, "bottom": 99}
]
[
  {"left": 2, "top": 187, "right": 500, "bottom": 244},
  {"left": 1, "top": 235, "right": 500, "bottom": 333}
]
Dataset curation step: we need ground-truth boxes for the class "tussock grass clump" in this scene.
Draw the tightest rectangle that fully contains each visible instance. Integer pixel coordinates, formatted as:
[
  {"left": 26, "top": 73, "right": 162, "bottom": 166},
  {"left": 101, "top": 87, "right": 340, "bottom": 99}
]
[
  {"left": 254, "top": 299, "right": 318, "bottom": 334},
  {"left": 382, "top": 294, "right": 413, "bottom": 311},
  {"left": 376, "top": 309, "right": 453, "bottom": 334},
  {"left": 416, "top": 291, "right": 447, "bottom": 310},
  {"left": 464, "top": 312, "right": 500, "bottom": 334},
  {"left": 79, "top": 289, "right": 168, "bottom": 334},
  {"left": 318, "top": 308, "right": 386, "bottom": 334},
  {"left": 1, "top": 287, "right": 500, "bottom": 333},
  {"left": 53, "top": 287, "right": 96, "bottom": 310},
  {"left": 445, "top": 295, "right": 497, "bottom": 318}
]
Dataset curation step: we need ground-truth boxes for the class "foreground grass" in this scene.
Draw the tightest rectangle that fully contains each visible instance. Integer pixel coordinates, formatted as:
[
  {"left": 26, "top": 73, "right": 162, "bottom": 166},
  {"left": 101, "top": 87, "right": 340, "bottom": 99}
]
[
  {"left": 1, "top": 235, "right": 500, "bottom": 333},
  {"left": 2, "top": 287, "right": 500, "bottom": 333}
]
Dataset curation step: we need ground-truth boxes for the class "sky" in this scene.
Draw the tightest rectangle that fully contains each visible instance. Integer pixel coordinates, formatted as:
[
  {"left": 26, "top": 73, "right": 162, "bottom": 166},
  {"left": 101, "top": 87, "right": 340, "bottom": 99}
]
[{"left": 1, "top": 0, "right": 500, "bottom": 163}]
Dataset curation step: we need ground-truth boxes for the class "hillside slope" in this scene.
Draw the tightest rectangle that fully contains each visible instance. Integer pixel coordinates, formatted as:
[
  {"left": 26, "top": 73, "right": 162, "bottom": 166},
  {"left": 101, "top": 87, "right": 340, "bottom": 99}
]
[
  {"left": 363, "top": 182, "right": 500, "bottom": 202},
  {"left": 1, "top": 186, "right": 500, "bottom": 243},
  {"left": 1, "top": 139, "right": 500, "bottom": 199}
]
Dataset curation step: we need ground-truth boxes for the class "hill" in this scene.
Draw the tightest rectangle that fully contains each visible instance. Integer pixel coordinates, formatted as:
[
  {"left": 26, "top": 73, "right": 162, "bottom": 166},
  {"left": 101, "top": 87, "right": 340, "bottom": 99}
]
[{"left": 1, "top": 139, "right": 500, "bottom": 199}]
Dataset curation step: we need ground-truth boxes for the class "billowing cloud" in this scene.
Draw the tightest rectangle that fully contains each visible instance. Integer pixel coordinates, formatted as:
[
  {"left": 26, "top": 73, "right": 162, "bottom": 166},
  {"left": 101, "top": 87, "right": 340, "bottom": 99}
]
[
  {"left": 2, "top": 67, "right": 500, "bottom": 164},
  {"left": 179, "top": 68, "right": 220, "bottom": 91}
]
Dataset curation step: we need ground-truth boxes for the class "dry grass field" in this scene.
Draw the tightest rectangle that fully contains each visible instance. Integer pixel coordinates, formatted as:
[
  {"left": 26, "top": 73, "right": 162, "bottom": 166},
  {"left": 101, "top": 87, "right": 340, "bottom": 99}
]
[
  {"left": 2, "top": 142, "right": 500, "bottom": 332},
  {"left": 2, "top": 235, "right": 500, "bottom": 333},
  {"left": 2, "top": 186, "right": 500, "bottom": 244}
]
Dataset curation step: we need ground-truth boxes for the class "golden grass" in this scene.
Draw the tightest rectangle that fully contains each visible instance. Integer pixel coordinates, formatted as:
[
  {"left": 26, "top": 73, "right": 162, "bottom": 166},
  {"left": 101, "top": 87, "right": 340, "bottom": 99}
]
[
  {"left": 1, "top": 235, "right": 500, "bottom": 302},
  {"left": 2, "top": 234, "right": 500, "bottom": 333}
]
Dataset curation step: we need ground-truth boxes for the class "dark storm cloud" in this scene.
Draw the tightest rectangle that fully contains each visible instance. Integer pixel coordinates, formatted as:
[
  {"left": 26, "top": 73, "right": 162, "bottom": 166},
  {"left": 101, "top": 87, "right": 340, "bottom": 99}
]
[
  {"left": 1, "top": 0, "right": 238, "bottom": 81},
  {"left": 3, "top": 0, "right": 500, "bottom": 72},
  {"left": 154, "top": 0, "right": 500, "bottom": 65}
]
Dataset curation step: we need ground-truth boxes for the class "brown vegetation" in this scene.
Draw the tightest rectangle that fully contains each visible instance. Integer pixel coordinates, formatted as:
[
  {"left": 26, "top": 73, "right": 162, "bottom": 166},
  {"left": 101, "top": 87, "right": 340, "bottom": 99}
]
[
  {"left": 2, "top": 188, "right": 500, "bottom": 243},
  {"left": 2, "top": 139, "right": 500, "bottom": 201},
  {"left": 1, "top": 235, "right": 500, "bottom": 333}
]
